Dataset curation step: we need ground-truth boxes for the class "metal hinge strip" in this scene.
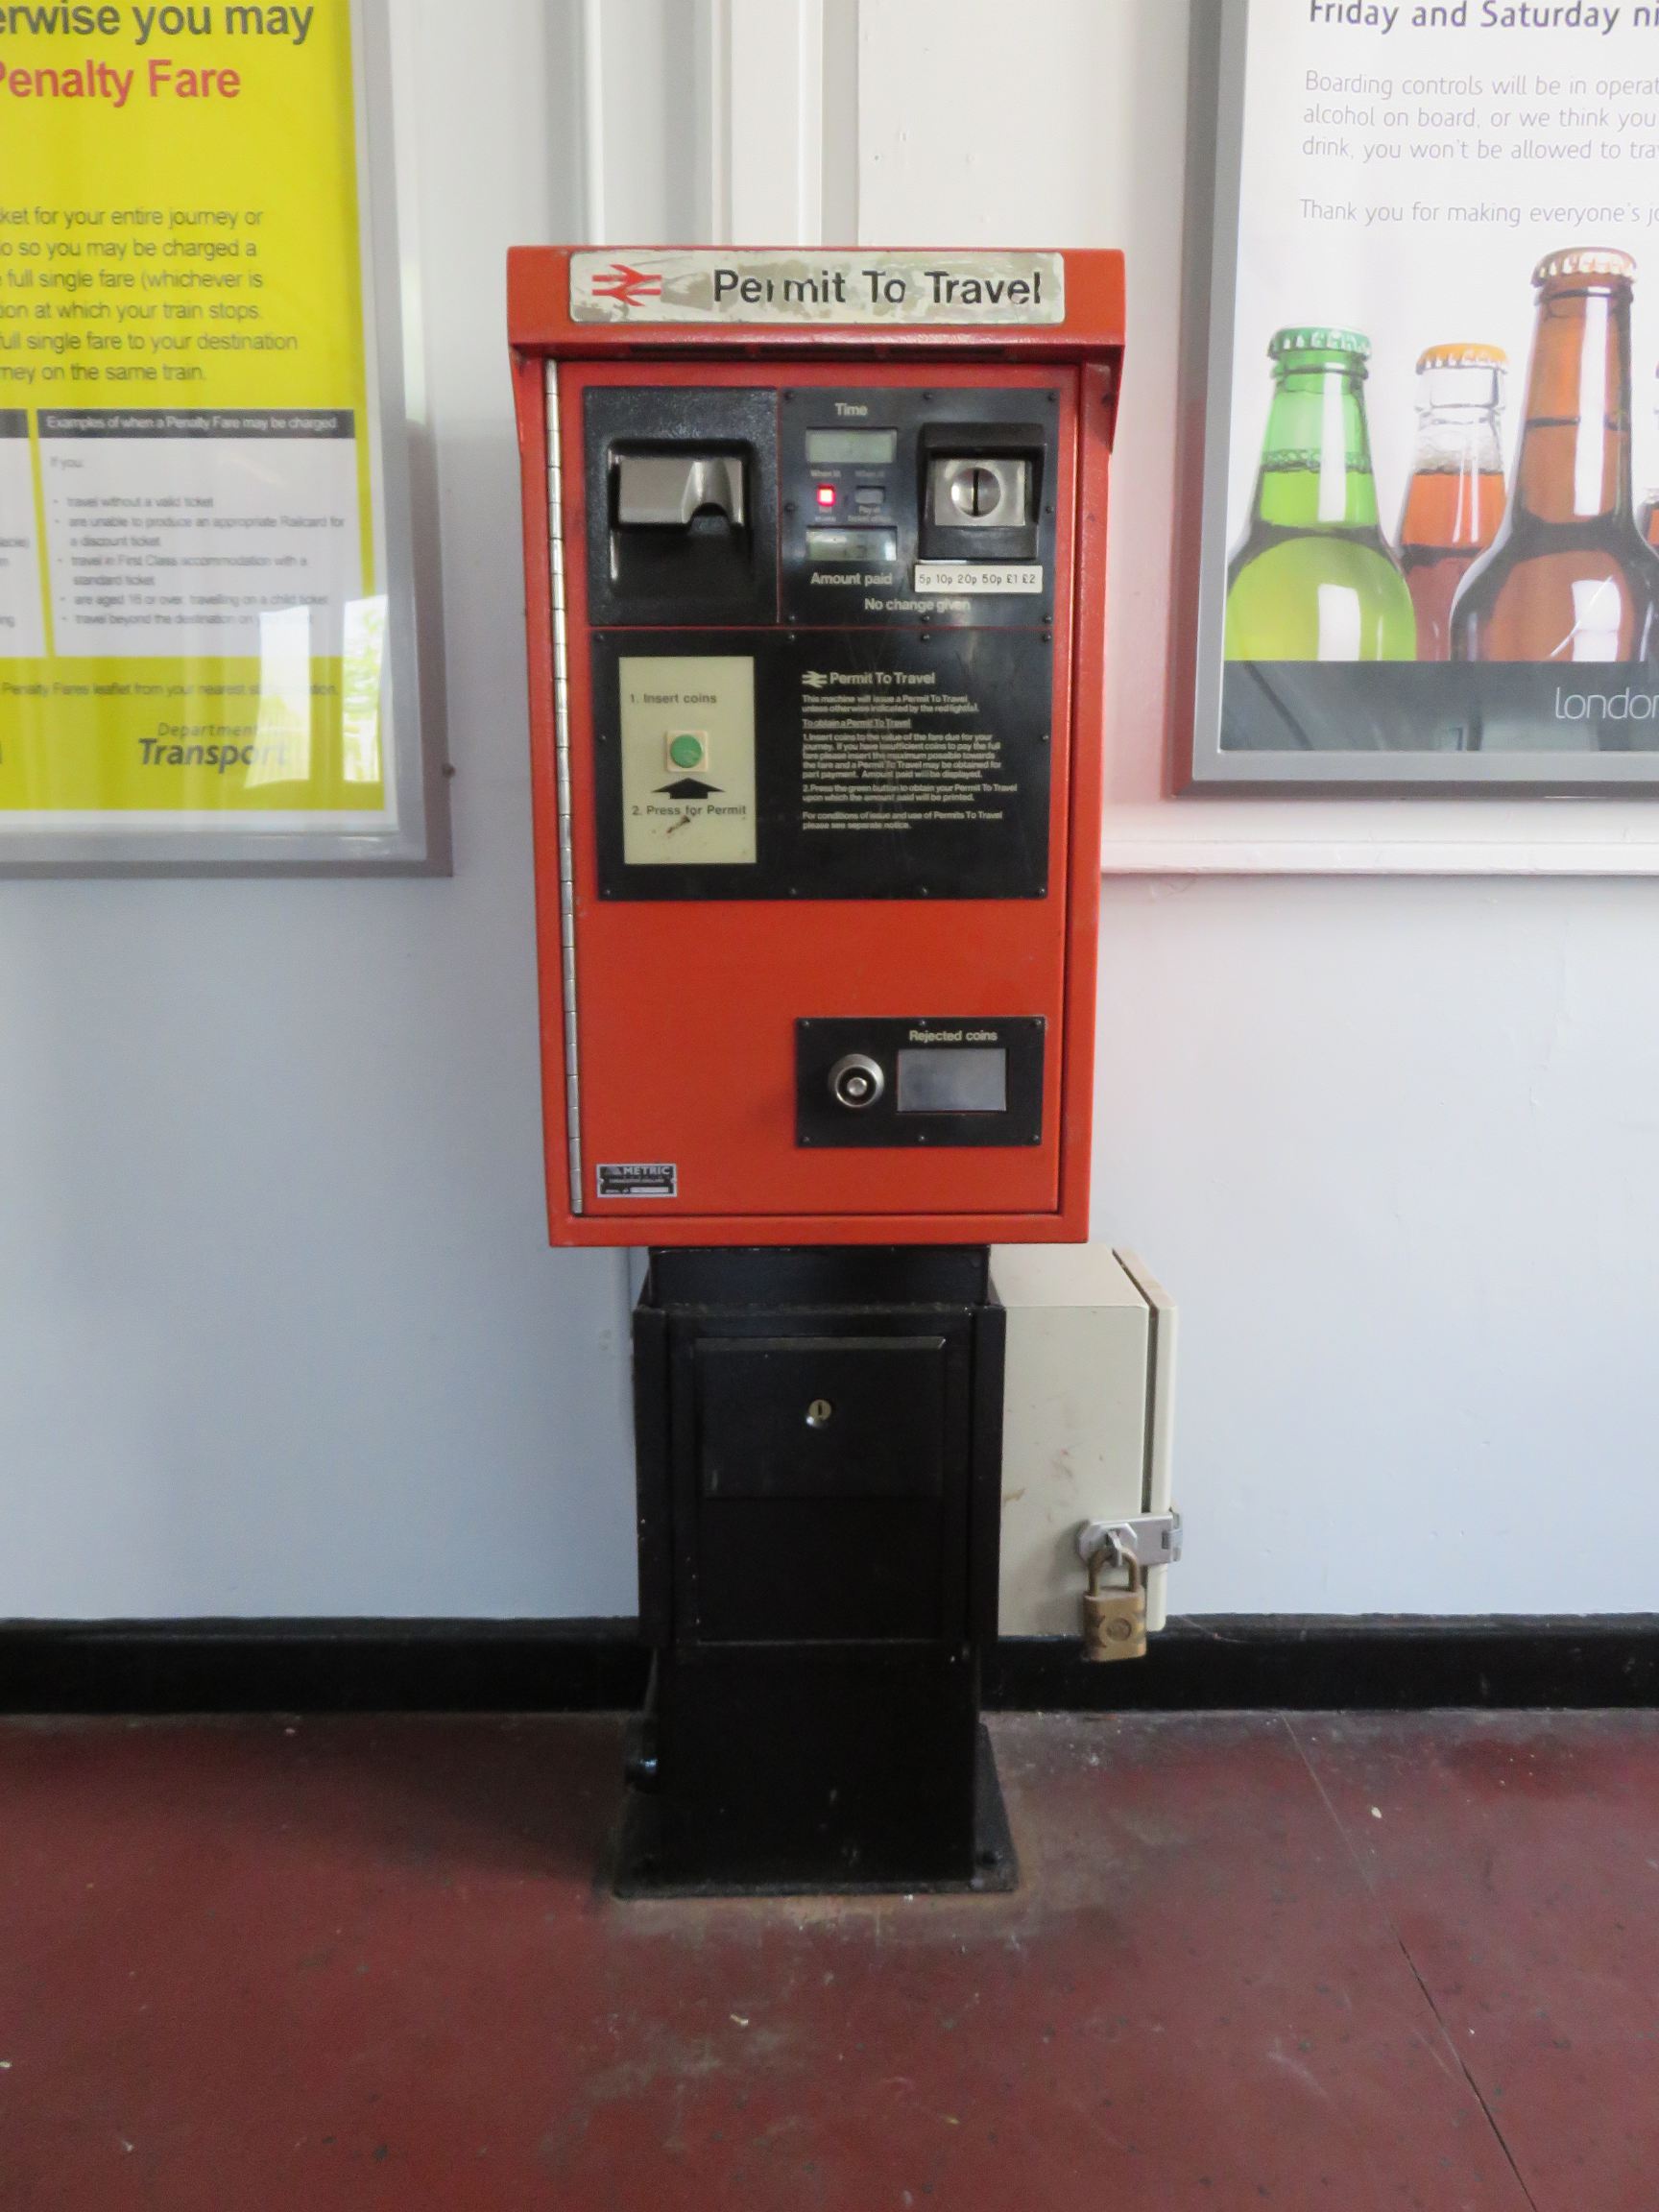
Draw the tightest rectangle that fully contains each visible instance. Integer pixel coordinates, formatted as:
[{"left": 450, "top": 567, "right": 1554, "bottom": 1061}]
[{"left": 545, "top": 360, "right": 583, "bottom": 1215}]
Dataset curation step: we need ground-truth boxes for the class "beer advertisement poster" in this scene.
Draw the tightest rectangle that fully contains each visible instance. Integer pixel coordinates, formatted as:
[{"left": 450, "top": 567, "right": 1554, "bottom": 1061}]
[
  {"left": 0, "top": 0, "right": 436, "bottom": 869},
  {"left": 1190, "top": 0, "right": 1659, "bottom": 785}
]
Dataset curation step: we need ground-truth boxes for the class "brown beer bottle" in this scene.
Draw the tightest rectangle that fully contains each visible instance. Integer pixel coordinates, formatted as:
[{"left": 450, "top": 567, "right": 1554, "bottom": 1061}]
[
  {"left": 1452, "top": 251, "right": 1659, "bottom": 664},
  {"left": 1397, "top": 344, "right": 1508, "bottom": 661},
  {"left": 1640, "top": 365, "right": 1659, "bottom": 548}
]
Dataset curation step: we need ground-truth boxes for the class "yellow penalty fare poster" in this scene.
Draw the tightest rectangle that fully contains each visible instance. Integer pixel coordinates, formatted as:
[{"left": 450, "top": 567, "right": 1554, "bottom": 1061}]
[{"left": 0, "top": 0, "right": 385, "bottom": 823}]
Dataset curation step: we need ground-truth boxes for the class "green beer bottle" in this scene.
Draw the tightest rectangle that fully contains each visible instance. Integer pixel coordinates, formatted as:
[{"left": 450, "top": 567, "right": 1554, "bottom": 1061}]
[{"left": 1225, "top": 327, "right": 1416, "bottom": 661}]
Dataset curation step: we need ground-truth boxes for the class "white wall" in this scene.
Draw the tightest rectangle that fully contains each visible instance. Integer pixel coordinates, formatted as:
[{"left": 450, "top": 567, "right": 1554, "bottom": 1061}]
[
  {"left": 0, "top": 0, "right": 639, "bottom": 1620},
  {"left": 867, "top": 0, "right": 1659, "bottom": 1616},
  {"left": 1099, "top": 875, "right": 1659, "bottom": 1614},
  {"left": 0, "top": 0, "right": 1650, "bottom": 1622}
]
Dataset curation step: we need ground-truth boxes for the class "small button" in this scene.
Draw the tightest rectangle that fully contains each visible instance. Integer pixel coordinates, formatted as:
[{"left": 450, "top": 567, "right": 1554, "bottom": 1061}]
[
  {"left": 854, "top": 489, "right": 884, "bottom": 512},
  {"left": 666, "top": 732, "right": 708, "bottom": 771}
]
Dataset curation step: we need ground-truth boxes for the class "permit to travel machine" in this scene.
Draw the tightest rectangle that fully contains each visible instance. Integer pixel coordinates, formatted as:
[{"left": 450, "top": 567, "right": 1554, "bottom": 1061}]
[{"left": 510, "top": 246, "right": 1176, "bottom": 1897}]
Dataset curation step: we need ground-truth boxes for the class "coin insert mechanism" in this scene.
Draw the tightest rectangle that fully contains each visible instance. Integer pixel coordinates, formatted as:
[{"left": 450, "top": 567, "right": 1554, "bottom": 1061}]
[{"left": 928, "top": 455, "right": 1031, "bottom": 530}]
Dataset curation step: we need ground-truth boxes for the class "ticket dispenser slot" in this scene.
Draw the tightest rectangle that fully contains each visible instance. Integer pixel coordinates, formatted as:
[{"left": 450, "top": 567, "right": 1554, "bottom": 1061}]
[
  {"left": 615, "top": 451, "right": 747, "bottom": 530},
  {"left": 585, "top": 385, "right": 779, "bottom": 628}
]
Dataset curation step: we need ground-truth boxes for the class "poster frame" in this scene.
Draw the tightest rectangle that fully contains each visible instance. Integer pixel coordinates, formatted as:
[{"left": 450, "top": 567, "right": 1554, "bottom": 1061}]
[
  {"left": 0, "top": 0, "right": 449, "bottom": 878},
  {"left": 1179, "top": 0, "right": 1659, "bottom": 797}
]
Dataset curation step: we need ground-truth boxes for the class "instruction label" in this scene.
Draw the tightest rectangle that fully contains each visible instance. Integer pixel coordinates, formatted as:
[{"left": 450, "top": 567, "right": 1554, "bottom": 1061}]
[
  {"left": 914, "top": 563, "right": 1043, "bottom": 597},
  {"left": 800, "top": 665, "right": 1022, "bottom": 837},
  {"left": 597, "top": 1163, "right": 678, "bottom": 1200},
  {"left": 618, "top": 654, "right": 757, "bottom": 866},
  {"left": 39, "top": 408, "right": 359, "bottom": 657},
  {"left": 593, "top": 629, "right": 1052, "bottom": 902},
  {"left": 0, "top": 413, "right": 45, "bottom": 655}
]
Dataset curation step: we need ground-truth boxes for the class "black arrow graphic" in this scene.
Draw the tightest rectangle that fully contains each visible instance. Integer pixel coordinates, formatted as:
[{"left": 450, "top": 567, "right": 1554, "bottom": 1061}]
[{"left": 656, "top": 778, "right": 724, "bottom": 800}]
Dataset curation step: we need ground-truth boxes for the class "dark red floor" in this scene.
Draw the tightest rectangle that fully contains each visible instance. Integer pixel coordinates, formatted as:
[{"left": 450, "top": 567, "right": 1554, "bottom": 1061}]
[{"left": 2, "top": 1710, "right": 1655, "bottom": 2210}]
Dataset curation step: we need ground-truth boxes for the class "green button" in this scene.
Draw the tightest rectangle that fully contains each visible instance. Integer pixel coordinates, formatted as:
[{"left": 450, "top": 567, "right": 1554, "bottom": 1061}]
[{"left": 668, "top": 733, "right": 706, "bottom": 770}]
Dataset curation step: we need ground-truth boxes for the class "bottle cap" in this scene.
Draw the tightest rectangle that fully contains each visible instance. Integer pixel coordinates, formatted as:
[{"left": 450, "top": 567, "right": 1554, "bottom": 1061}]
[
  {"left": 1269, "top": 326, "right": 1370, "bottom": 361},
  {"left": 1533, "top": 248, "right": 1636, "bottom": 285},
  {"left": 1416, "top": 343, "right": 1508, "bottom": 371}
]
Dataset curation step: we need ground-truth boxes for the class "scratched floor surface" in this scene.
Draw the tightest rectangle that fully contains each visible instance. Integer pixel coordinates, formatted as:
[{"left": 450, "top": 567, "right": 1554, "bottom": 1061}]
[{"left": 1, "top": 1709, "right": 1655, "bottom": 2210}]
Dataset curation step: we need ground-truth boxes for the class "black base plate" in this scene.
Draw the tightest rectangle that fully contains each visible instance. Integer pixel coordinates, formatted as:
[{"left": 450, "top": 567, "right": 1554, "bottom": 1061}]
[{"left": 610, "top": 1724, "right": 1018, "bottom": 1901}]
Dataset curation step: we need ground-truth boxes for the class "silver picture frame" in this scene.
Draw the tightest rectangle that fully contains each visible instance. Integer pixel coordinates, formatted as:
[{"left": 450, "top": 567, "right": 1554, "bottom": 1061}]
[
  {"left": 1180, "top": 0, "right": 1659, "bottom": 793},
  {"left": 0, "top": 0, "right": 450, "bottom": 876}
]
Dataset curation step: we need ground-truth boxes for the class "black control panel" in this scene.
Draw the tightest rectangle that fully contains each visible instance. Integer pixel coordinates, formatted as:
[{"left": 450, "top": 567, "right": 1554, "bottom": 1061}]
[
  {"left": 583, "top": 383, "right": 1063, "bottom": 906},
  {"left": 779, "top": 386, "right": 1059, "bottom": 631},
  {"left": 796, "top": 1017, "right": 1046, "bottom": 1148},
  {"left": 591, "top": 629, "right": 1053, "bottom": 903}
]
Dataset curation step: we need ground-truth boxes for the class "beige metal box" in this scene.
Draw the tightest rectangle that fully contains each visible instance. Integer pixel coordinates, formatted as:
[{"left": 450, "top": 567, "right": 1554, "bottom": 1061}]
[{"left": 993, "top": 1246, "right": 1177, "bottom": 1636}]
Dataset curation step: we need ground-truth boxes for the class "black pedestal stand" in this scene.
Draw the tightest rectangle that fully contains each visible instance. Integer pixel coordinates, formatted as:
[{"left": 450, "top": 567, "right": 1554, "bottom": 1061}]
[{"left": 613, "top": 1246, "right": 1015, "bottom": 1899}]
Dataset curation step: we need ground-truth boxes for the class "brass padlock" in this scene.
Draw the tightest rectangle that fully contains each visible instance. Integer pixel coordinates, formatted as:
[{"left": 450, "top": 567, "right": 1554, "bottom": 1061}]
[{"left": 1083, "top": 1546, "right": 1148, "bottom": 1664}]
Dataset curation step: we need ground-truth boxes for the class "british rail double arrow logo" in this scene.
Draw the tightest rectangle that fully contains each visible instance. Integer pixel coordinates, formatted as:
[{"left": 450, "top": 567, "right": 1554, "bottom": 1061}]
[{"left": 590, "top": 263, "right": 664, "bottom": 311}]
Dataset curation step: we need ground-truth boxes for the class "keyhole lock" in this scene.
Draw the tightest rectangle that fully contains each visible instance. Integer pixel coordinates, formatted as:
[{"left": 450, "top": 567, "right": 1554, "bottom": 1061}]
[
  {"left": 828, "top": 1053, "right": 885, "bottom": 1111},
  {"left": 950, "top": 465, "right": 1004, "bottom": 519},
  {"left": 805, "top": 1400, "right": 834, "bottom": 1430}
]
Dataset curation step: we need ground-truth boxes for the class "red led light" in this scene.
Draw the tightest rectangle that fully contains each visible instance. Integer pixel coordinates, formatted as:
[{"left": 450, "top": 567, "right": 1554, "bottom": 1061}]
[{"left": 814, "top": 483, "right": 837, "bottom": 509}]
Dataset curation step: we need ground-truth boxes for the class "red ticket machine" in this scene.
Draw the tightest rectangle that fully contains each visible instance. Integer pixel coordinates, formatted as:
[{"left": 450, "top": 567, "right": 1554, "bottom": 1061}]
[
  {"left": 510, "top": 247, "right": 1122, "bottom": 1247},
  {"left": 510, "top": 248, "right": 1124, "bottom": 1891}
]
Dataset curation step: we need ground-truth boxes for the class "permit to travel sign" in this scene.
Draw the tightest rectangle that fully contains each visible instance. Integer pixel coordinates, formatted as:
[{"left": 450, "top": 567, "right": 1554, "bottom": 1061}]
[
  {"left": 570, "top": 250, "right": 1068, "bottom": 327},
  {"left": 0, "top": 0, "right": 433, "bottom": 868}
]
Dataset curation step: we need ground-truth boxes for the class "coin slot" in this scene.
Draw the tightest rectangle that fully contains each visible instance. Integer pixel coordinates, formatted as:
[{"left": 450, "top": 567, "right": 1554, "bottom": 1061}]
[{"left": 917, "top": 420, "right": 1046, "bottom": 564}]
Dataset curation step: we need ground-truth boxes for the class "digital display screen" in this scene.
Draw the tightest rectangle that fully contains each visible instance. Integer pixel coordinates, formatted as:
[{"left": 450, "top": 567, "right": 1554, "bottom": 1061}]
[
  {"left": 805, "top": 528, "right": 899, "bottom": 566},
  {"left": 896, "top": 1048, "right": 1008, "bottom": 1116},
  {"left": 805, "top": 430, "right": 898, "bottom": 466}
]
